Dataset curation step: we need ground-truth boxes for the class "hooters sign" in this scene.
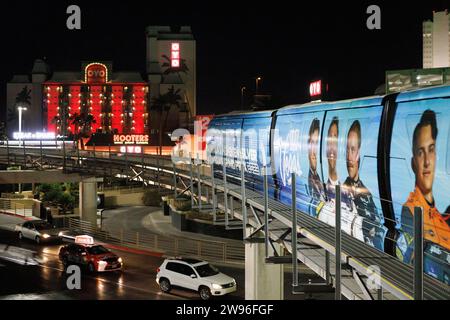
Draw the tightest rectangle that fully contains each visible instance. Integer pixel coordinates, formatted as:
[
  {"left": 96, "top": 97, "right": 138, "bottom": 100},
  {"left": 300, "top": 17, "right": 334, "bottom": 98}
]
[
  {"left": 113, "top": 134, "right": 149, "bottom": 145},
  {"left": 85, "top": 63, "right": 108, "bottom": 83}
]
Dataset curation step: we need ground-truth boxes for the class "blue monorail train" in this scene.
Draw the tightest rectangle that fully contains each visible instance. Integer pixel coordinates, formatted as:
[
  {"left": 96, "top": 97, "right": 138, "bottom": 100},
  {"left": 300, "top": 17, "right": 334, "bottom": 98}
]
[{"left": 206, "top": 85, "right": 450, "bottom": 285}]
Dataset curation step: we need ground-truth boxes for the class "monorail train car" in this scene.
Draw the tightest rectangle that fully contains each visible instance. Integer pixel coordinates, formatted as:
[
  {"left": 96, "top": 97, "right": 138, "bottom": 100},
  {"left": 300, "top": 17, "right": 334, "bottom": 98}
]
[{"left": 206, "top": 85, "right": 450, "bottom": 285}]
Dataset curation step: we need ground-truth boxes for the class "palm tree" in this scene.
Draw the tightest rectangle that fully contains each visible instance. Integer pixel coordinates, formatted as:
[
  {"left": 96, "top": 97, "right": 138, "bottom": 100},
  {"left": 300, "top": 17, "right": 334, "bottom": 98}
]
[
  {"left": 161, "top": 54, "right": 189, "bottom": 81},
  {"left": 0, "top": 122, "right": 7, "bottom": 140},
  {"left": 151, "top": 86, "right": 182, "bottom": 155},
  {"left": 8, "top": 86, "right": 32, "bottom": 124},
  {"left": 160, "top": 54, "right": 192, "bottom": 123},
  {"left": 69, "top": 112, "right": 95, "bottom": 149},
  {"left": 15, "top": 86, "right": 32, "bottom": 107}
]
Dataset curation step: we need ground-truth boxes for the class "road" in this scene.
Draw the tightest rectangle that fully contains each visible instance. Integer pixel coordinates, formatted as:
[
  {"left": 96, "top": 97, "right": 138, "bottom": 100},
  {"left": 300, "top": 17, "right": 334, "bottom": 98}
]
[
  {"left": 0, "top": 228, "right": 244, "bottom": 300},
  {"left": 0, "top": 229, "right": 335, "bottom": 300}
]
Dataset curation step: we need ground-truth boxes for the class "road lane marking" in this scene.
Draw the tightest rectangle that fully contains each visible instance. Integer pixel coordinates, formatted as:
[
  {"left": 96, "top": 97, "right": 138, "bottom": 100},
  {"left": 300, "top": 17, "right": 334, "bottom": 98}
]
[{"left": 35, "top": 262, "right": 186, "bottom": 299}]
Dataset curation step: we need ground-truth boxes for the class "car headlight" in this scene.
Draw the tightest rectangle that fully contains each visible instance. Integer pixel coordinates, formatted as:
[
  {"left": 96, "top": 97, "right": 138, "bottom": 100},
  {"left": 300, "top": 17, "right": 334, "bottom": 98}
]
[
  {"left": 118, "top": 257, "right": 123, "bottom": 263},
  {"left": 42, "top": 234, "right": 51, "bottom": 239},
  {"left": 211, "top": 284, "right": 222, "bottom": 290},
  {"left": 58, "top": 232, "right": 64, "bottom": 237}
]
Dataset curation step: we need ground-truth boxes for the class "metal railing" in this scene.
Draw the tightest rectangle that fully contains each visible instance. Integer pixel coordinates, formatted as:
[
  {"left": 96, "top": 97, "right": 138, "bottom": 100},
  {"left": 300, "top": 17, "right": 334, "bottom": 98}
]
[
  {"left": 1, "top": 144, "right": 448, "bottom": 299},
  {"left": 64, "top": 217, "right": 244, "bottom": 264},
  {"left": 0, "top": 198, "right": 32, "bottom": 217}
]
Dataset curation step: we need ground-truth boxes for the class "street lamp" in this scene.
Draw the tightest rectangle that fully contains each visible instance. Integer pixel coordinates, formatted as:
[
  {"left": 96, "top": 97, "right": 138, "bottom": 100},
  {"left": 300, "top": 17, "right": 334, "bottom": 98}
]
[
  {"left": 255, "top": 76, "right": 262, "bottom": 95},
  {"left": 17, "top": 105, "right": 27, "bottom": 145},
  {"left": 240, "top": 86, "right": 246, "bottom": 110}
]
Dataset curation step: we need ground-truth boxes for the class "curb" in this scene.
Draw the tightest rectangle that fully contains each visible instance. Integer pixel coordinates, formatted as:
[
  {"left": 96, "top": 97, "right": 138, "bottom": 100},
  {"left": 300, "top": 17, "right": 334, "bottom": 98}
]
[{"left": 0, "top": 211, "right": 35, "bottom": 221}]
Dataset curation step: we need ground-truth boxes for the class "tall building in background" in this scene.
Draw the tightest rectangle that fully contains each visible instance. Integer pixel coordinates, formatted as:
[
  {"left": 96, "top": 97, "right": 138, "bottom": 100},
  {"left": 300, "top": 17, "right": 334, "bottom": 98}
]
[
  {"left": 423, "top": 10, "right": 450, "bottom": 68},
  {"left": 146, "top": 26, "right": 196, "bottom": 132},
  {"left": 6, "top": 25, "right": 197, "bottom": 142}
]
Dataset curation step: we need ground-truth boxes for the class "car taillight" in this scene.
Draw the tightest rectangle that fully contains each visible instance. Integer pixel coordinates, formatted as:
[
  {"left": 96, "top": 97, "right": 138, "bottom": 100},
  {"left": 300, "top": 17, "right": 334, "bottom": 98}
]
[{"left": 156, "top": 267, "right": 160, "bottom": 273}]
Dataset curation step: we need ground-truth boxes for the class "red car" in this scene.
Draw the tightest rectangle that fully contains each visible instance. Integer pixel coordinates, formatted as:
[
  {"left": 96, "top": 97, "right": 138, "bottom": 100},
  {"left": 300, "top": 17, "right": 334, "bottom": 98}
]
[{"left": 59, "top": 236, "right": 123, "bottom": 273}]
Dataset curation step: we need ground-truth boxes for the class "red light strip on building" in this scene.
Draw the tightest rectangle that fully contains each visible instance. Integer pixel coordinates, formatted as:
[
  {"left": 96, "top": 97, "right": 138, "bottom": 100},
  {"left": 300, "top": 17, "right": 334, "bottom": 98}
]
[
  {"left": 46, "top": 85, "right": 59, "bottom": 133},
  {"left": 112, "top": 86, "right": 123, "bottom": 133},
  {"left": 90, "top": 86, "right": 102, "bottom": 132},
  {"left": 132, "top": 85, "right": 145, "bottom": 133},
  {"left": 69, "top": 86, "right": 80, "bottom": 133}
]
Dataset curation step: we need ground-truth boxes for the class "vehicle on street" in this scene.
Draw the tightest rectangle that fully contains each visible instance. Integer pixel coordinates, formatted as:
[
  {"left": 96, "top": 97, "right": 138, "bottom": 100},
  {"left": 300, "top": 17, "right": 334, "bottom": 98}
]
[
  {"left": 59, "top": 235, "right": 123, "bottom": 273},
  {"left": 156, "top": 257, "right": 236, "bottom": 300},
  {"left": 15, "top": 220, "right": 62, "bottom": 244}
]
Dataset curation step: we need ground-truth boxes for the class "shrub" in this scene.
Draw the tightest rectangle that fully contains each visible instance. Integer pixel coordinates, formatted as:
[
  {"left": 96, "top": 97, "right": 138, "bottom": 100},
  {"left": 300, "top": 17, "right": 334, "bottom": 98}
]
[
  {"left": 143, "top": 189, "right": 161, "bottom": 206},
  {"left": 171, "top": 196, "right": 191, "bottom": 211}
]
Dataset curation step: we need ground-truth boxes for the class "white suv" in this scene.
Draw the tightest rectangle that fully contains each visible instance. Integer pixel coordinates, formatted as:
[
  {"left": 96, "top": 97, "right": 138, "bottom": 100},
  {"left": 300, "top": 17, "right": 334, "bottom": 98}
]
[{"left": 156, "top": 257, "right": 237, "bottom": 300}]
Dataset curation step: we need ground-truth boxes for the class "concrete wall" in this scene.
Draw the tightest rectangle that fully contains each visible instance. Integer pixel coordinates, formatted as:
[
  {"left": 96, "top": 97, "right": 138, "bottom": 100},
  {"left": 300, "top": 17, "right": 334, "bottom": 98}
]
[
  {"left": 104, "top": 189, "right": 145, "bottom": 207},
  {"left": 0, "top": 198, "right": 40, "bottom": 217},
  {"left": 245, "top": 228, "right": 284, "bottom": 300}
]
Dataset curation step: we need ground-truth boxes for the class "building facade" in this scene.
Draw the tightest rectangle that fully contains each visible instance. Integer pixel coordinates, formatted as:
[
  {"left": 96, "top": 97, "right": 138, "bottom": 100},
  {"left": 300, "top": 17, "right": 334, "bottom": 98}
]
[
  {"left": 423, "top": 10, "right": 450, "bottom": 68},
  {"left": 146, "top": 26, "right": 196, "bottom": 132},
  {"left": 6, "top": 26, "right": 196, "bottom": 143},
  {"left": 44, "top": 62, "right": 149, "bottom": 136}
]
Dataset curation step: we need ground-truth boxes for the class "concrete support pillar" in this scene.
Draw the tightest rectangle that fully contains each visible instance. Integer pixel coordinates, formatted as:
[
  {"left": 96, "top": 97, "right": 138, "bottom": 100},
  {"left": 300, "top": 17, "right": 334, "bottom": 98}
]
[
  {"left": 245, "top": 228, "right": 284, "bottom": 300},
  {"left": 79, "top": 177, "right": 98, "bottom": 225}
]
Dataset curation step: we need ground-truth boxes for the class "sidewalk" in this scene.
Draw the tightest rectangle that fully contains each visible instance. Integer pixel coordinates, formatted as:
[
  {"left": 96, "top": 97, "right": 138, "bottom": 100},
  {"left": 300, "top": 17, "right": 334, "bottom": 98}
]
[
  {"left": 101, "top": 206, "right": 243, "bottom": 246},
  {"left": 100, "top": 206, "right": 244, "bottom": 267}
]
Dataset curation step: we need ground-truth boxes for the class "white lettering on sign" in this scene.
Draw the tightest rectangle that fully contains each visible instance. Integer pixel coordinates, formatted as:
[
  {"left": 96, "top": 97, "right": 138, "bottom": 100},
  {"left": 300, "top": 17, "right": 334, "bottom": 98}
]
[
  {"left": 113, "top": 134, "right": 149, "bottom": 144},
  {"left": 120, "top": 146, "right": 142, "bottom": 154},
  {"left": 87, "top": 70, "right": 106, "bottom": 77},
  {"left": 276, "top": 128, "right": 303, "bottom": 187},
  {"left": 13, "top": 132, "right": 56, "bottom": 140},
  {"left": 309, "top": 80, "right": 322, "bottom": 97},
  {"left": 85, "top": 63, "right": 108, "bottom": 83},
  {"left": 171, "top": 42, "right": 180, "bottom": 68}
]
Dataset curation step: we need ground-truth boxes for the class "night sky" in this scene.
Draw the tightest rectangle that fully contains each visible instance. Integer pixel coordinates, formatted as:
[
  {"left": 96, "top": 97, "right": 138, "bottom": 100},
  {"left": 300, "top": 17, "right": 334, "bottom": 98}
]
[{"left": 1, "top": 0, "right": 449, "bottom": 119}]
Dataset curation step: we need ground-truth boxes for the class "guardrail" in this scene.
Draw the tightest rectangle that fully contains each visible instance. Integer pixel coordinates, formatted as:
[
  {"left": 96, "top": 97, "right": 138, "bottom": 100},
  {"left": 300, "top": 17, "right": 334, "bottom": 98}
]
[
  {"left": 2, "top": 144, "right": 448, "bottom": 299},
  {"left": 64, "top": 217, "right": 244, "bottom": 264},
  {"left": 0, "top": 198, "right": 33, "bottom": 217}
]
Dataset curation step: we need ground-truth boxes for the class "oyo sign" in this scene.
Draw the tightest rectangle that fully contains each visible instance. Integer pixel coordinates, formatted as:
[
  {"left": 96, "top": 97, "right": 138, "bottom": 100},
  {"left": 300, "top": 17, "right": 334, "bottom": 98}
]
[
  {"left": 309, "top": 80, "right": 322, "bottom": 98},
  {"left": 85, "top": 63, "right": 108, "bottom": 83},
  {"left": 113, "top": 134, "right": 149, "bottom": 145},
  {"left": 120, "top": 146, "right": 142, "bottom": 154},
  {"left": 171, "top": 43, "right": 180, "bottom": 68}
]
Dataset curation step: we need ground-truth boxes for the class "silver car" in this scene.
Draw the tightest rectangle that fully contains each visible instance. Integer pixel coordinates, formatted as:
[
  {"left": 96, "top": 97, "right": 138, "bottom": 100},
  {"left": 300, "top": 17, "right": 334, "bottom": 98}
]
[{"left": 15, "top": 220, "right": 62, "bottom": 244}]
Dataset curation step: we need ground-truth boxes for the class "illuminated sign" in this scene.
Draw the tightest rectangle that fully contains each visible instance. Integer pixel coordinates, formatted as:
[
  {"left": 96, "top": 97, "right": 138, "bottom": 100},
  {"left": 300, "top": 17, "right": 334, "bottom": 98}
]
[
  {"left": 120, "top": 146, "right": 142, "bottom": 154},
  {"left": 195, "top": 115, "right": 214, "bottom": 152},
  {"left": 75, "top": 235, "right": 94, "bottom": 245},
  {"left": 171, "top": 43, "right": 180, "bottom": 68},
  {"left": 85, "top": 62, "right": 108, "bottom": 83},
  {"left": 113, "top": 134, "right": 149, "bottom": 144},
  {"left": 13, "top": 131, "right": 56, "bottom": 140},
  {"left": 309, "top": 80, "right": 322, "bottom": 97}
]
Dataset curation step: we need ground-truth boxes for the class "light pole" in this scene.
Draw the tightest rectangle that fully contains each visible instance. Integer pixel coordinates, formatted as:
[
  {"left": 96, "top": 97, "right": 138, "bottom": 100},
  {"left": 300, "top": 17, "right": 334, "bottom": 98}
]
[
  {"left": 255, "top": 76, "right": 262, "bottom": 95},
  {"left": 240, "top": 86, "right": 246, "bottom": 110},
  {"left": 17, "top": 106, "right": 27, "bottom": 145}
]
